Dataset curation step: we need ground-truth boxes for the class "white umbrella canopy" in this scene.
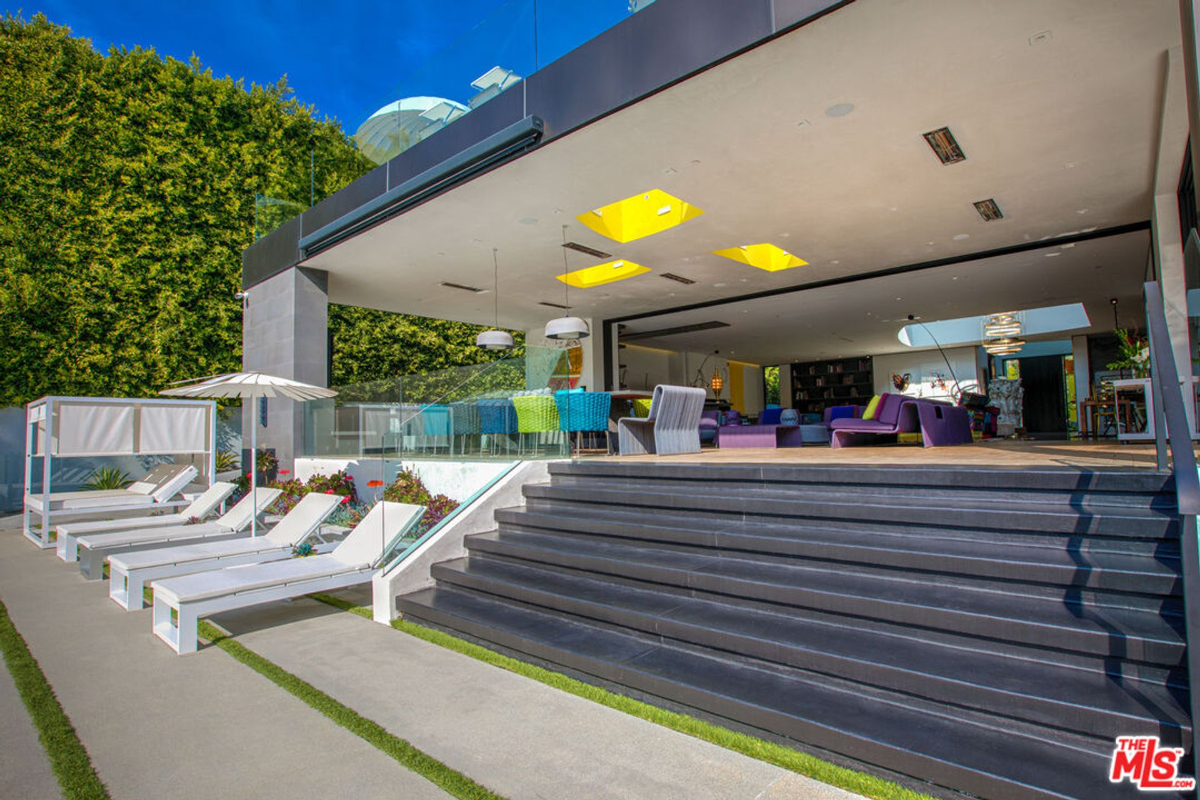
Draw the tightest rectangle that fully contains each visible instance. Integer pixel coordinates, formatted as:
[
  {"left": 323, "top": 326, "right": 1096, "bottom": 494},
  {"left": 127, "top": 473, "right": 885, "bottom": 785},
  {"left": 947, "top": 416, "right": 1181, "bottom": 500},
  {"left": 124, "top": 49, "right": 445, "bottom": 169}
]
[
  {"left": 161, "top": 372, "right": 337, "bottom": 401},
  {"left": 161, "top": 372, "right": 338, "bottom": 536}
]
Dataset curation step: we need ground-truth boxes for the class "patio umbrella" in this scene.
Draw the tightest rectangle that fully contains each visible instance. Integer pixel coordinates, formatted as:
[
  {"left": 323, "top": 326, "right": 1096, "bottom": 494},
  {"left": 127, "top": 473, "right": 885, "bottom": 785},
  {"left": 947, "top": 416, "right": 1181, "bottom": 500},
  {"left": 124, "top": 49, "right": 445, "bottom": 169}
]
[{"left": 161, "top": 372, "right": 337, "bottom": 536}]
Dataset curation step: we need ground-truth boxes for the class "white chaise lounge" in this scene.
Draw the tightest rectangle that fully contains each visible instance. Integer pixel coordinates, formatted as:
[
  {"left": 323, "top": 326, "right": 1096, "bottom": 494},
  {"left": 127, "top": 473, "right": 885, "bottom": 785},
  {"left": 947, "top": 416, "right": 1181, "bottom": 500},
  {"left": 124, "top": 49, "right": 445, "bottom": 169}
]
[
  {"left": 153, "top": 501, "right": 424, "bottom": 655},
  {"left": 75, "top": 488, "right": 282, "bottom": 581},
  {"left": 57, "top": 482, "right": 236, "bottom": 563},
  {"left": 108, "top": 492, "right": 346, "bottom": 611},
  {"left": 24, "top": 463, "right": 200, "bottom": 548}
]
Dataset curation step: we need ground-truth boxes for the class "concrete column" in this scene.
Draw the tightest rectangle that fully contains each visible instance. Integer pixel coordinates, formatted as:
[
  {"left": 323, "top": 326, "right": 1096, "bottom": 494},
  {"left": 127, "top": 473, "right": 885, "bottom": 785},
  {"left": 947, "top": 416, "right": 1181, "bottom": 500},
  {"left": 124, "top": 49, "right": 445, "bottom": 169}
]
[
  {"left": 1072, "top": 335, "right": 1091, "bottom": 436},
  {"left": 241, "top": 266, "right": 329, "bottom": 471}
]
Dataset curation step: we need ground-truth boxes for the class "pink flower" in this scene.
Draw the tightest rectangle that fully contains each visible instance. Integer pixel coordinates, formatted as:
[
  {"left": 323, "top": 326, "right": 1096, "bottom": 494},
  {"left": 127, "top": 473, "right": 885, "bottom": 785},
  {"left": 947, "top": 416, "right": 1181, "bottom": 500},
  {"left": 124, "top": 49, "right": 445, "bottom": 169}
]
[
  {"left": 279, "top": 469, "right": 291, "bottom": 476},
  {"left": 341, "top": 495, "right": 351, "bottom": 504},
  {"left": 324, "top": 489, "right": 335, "bottom": 494}
]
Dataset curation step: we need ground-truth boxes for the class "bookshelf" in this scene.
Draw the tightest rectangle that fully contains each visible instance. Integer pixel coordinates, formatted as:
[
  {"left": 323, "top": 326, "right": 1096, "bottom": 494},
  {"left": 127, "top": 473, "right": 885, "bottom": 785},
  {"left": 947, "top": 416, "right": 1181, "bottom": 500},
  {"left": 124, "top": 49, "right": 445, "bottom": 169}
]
[{"left": 790, "top": 356, "right": 875, "bottom": 415}]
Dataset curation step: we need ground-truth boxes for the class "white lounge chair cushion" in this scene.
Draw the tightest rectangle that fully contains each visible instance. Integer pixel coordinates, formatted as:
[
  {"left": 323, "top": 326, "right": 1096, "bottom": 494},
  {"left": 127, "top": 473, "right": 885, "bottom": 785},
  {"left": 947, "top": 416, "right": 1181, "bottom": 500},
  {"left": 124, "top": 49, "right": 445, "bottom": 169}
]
[
  {"left": 330, "top": 501, "right": 424, "bottom": 567},
  {"left": 178, "top": 482, "right": 237, "bottom": 519},
  {"left": 59, "top": 514, "right": 190, "bottom": 538},
  {"left": 60, "top": 494, "right": 161, "bottom": 510},
  {"left": 78, "top": 521, "right": 235, "bottom": 551},
  {"left": 264, "top": 493, "right": 343, "bottom": 546},
  {"left": 213, "top": 488, "right": 283, "bottom": 531},
  {"left": 111, "top": 538, "right": 290, "bottom": 572},
  {"left": 157, "top": 554, "right": 366, "bottom": 602}
]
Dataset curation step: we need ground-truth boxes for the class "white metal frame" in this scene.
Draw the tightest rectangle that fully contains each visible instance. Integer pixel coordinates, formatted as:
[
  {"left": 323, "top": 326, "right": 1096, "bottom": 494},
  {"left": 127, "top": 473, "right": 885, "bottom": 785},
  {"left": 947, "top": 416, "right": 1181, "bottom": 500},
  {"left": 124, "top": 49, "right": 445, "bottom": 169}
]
[
  {"left": 22, "top": 396, "right": 217, "bottom": 549},
  {"left": 153, "top": 566, "right": 371, "bottom": 654}
]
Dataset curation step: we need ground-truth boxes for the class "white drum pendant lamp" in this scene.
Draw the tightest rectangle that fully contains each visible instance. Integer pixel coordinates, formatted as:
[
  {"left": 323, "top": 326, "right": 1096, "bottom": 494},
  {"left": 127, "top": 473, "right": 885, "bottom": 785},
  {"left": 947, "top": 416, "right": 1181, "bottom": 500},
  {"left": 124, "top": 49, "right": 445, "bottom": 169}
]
[
  {"left": 545, "top": 225, "right": 590, "bottom": 341},
  {"left": 476, "top": 248, "right": 515, "bottom": 350}
]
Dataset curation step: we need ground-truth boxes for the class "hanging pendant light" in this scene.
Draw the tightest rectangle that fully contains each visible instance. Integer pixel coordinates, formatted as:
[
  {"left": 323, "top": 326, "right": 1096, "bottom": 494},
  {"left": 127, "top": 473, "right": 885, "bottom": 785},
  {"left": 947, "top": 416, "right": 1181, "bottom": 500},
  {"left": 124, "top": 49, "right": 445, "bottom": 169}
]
[
  {"left": 476, "top": 248, "right": 514, "bottom": 350},
  {"left": 709, "top": 367, "right": 724, "bottom": 393},
  {"left": 545, "top": 225, "right": 590, "bottom": 341}
]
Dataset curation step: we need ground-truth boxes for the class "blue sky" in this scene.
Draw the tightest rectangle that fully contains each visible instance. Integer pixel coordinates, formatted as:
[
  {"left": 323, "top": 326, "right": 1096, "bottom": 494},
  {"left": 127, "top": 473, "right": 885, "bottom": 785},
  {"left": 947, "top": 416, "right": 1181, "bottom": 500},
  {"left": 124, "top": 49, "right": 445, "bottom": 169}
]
[{"left": 9, "top": 0, "right": 631, "bottom": 133}]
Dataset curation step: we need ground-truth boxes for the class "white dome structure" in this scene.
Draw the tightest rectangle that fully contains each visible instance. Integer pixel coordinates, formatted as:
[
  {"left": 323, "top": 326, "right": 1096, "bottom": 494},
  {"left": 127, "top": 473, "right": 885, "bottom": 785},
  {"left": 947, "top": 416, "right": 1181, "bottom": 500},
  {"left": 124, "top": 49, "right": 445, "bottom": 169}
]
[{"left": 354, "top": 96, "right": 470, "bottom": 165}]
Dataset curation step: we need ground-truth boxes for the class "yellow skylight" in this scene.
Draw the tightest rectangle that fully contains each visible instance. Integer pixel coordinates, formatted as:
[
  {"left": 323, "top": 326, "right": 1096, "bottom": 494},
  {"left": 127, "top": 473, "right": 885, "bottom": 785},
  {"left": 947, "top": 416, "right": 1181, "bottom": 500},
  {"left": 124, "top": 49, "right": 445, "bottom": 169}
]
[
  {"left": 712, "top": 243, "right": 808, "bottom": 272},
  {"left": 557, "top": 260, "right": 651, "bottom": 289},
  {"left": 576, "top": 189, "right": 704, "bottom": 243}
]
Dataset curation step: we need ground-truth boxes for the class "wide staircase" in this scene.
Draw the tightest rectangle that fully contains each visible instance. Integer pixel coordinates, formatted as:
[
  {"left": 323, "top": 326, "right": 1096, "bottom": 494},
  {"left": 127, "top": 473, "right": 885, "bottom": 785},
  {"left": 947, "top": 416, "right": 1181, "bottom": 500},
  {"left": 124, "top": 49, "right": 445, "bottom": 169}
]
[{"left": 397, "top": 460, "right": 1191, "bottom": 800}]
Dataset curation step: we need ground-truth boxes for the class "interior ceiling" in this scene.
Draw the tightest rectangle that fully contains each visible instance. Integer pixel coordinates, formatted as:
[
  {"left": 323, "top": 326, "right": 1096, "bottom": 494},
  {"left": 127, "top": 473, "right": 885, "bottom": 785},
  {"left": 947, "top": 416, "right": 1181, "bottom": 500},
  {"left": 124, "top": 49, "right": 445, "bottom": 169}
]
[
  {"left": 303, "top": 0, "right": 1180, "bottom": 340},
  {"left": 622, "top": 230, "right": 1151, "bottom": 365}
]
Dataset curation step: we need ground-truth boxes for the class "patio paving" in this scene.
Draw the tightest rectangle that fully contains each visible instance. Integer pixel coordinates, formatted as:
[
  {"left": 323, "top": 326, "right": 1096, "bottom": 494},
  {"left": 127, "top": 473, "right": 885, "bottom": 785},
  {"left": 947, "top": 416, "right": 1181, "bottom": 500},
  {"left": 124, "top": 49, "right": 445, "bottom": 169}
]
[
  {"left": 0, "top": 513, "right": 864, "bottom": 800},
  {"left": 0, "top": 520, "right": 449, "bottom": 800},
  {"left": 0, "top": 644, "right": 62, "bottom": 800},
  {"left": 213, "top": 596, "right": 863, "bottom": 800}
]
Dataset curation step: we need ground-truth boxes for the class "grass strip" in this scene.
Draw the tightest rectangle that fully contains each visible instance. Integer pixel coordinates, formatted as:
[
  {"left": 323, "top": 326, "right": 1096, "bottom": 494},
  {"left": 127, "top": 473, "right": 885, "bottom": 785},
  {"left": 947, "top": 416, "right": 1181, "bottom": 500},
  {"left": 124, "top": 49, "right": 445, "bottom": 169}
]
[
  {"left": 308, "top": 593, "right": 934, "bottom": 800},
  {"left": 0, "top": 599, "right": 110, "bottom": 800},
  {"left": 195, "top": 619, "right": 503, "bottom": 800}
]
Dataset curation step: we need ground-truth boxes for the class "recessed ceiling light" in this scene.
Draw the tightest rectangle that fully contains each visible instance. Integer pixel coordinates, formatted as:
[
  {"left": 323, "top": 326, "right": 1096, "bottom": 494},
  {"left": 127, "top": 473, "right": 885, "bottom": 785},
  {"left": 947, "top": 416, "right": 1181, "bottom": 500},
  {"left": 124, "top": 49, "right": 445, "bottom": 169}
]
[
  {"left": 953, "top": 233, "right": 970, "bottom": 241},
  {"left": 825, "top": 103, "right": 854, "bottom": 117},
  {"left": 796, "top": 119, "right": 810, "bottom": 128},
  {"left": 577, "top": 189, "right": 704, "bottom": 243},
  {"left": 1045, "top": 252, "right": 1061, "bottom": 258},
  {"left": 831, "top": 260, "right": 840, "bottom": 265},
  {"left": 662, "top": 167, "right": 677, "bottom": 175},
  {"left": 1060, "top": 243, "right": 1075, "bottom": 249},
  {"left": 558, "top": 260, "right": 651, "bottom": 288},
  {"left": 1076, "top": 208, "right": 1089, "bottom": 215},
  {"left": 713, "top": 282, "right": 727, "bottom": 288},
  {"left": 440, "top": 281, "right": 484, "bottom": 293},
  {"left": 1029, "top": 29, "right": 1053, "bottom": 45},
  {"left": 713, "top": 243, "right": 808, "bottom": 272},
  {"left": 973, "top": 199, "right": 1003, "bottom": 221},
  {"left": 519, "top": 218, "right": 538, "bottom": 225},
  {"left": 562, "top": 241, "right": 612, "bottom": 259},
  {"left": 923, "top": 127, "right": 966, "bottom": 165}
]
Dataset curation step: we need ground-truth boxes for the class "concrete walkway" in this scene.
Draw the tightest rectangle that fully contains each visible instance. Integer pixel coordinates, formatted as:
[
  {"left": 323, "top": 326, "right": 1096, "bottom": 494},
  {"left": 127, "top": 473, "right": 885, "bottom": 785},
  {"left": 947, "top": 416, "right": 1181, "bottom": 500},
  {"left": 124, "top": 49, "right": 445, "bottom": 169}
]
[
  {"left": 215, "top": 599, "right": 860, "bottom": 800},
  {"left": 0, "top": 644, "right": 62, "bottom": 800},
  {"left": 0, "top": 527, "right": 449, "bottom": 800},
  {"left": 0, "top": 515, "right": 860, "bottom": 800}
]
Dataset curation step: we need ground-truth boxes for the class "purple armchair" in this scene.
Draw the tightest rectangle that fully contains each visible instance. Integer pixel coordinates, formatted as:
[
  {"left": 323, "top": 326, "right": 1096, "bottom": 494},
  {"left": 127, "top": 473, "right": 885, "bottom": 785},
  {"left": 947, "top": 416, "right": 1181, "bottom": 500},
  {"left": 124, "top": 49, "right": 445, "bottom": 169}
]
[{"left": 829, "top": 394, "right": 971, "bottom": 448}]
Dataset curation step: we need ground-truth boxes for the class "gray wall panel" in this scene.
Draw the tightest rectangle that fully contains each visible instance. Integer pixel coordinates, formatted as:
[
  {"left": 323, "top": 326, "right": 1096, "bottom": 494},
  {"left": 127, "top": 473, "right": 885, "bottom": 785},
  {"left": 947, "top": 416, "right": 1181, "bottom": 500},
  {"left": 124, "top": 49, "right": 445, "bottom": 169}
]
[
  {"left": 773, "top": 0, "right": 847, "bottom": 32},
  {"left": 527, "top": 0, "right": 773, "bottom": 140},
  {"left": 387, "top": 87, "right": 525, "bottom": 189},
  {"left": 302, "top": 164, "right": 388, "bottom": 235}
]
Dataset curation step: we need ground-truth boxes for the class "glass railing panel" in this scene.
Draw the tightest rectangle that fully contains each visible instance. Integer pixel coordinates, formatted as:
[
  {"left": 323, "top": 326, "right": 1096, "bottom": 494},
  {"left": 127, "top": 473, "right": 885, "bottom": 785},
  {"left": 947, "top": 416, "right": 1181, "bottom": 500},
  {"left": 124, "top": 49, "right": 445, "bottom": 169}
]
[{"left": 303, "top": 345, "right": 574, "bottom": 460}]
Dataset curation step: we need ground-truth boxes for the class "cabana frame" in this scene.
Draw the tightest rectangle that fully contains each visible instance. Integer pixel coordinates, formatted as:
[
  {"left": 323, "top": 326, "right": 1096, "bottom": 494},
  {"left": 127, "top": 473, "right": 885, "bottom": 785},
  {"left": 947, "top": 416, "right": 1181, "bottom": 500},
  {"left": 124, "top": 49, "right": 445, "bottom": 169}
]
[{"left": 23, "top": 396, "right": 217, "bottom": 549}]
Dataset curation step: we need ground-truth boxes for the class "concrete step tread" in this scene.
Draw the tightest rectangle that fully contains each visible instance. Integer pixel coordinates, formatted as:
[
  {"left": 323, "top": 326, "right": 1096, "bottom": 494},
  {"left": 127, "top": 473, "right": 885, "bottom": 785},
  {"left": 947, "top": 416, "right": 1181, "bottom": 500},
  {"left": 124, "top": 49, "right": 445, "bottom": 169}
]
[
  {"left": 527, "top": 483, "right": 1177, "bottom": 523},
  {"left": 500, "top": 507, "right": 1182, "bottom": 583},
  {"left": 552, "top": 461, "right": 1175, "bottom": 494},
  {"left": 399, "top": 586, "right": 1163, "bottom": 800},
  {"left": 431, "top": 556, "right": 1191, "bottom": 737},
  {"left": 466, "top": 530, "right": 1186, "bottom": 660}
]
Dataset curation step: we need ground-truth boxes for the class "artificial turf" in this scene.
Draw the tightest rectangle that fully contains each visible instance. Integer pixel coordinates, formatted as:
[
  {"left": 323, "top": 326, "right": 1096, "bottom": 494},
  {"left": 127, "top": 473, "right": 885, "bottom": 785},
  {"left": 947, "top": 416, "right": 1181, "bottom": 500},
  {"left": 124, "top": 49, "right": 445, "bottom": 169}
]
[
  {"left": 196, "top": 619, "right": 504, "bottom": 800},
  {"left": 0, "top": 599, "right": 110, "bottom": 800},
  {"left": 309, "top": 593, "right": 937, "bottom": 800}
]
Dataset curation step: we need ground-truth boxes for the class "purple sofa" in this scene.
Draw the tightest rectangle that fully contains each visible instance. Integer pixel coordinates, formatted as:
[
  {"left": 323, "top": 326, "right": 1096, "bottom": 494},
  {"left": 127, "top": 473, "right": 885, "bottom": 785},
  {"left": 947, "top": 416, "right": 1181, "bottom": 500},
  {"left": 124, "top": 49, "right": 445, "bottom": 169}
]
[{"left": 829, "top": 393, "right": 972, "bottom": 448}]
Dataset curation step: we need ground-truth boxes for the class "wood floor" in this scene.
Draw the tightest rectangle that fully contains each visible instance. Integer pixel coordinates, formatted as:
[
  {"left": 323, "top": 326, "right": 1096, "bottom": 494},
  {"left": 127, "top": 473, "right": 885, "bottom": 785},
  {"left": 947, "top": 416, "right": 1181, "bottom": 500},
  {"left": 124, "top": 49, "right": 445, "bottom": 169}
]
[{"left": 590, "top": 439, "right": 1173, "bottom": 470}]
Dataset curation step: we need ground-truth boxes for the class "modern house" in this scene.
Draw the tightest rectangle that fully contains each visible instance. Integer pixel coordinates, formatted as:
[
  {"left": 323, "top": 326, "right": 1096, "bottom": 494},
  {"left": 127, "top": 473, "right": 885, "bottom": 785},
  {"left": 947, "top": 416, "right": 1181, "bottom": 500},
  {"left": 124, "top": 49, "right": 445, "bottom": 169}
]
[{"left": 242, "top": 2, "right": 1200, "bottom": 797}]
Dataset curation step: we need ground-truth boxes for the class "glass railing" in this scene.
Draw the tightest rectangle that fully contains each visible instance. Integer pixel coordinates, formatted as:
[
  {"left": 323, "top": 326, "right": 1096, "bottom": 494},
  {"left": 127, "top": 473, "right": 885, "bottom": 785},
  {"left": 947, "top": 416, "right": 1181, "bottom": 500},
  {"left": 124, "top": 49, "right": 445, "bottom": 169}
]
[
  {"left": 354, "top": 0, "right": 636, "bottom": 166},
  {"left": 378, "top": 461, "right": 520, "bottom": 574},
  {"left": 304, "top": 345, "right": 577, "bottom": 460}
]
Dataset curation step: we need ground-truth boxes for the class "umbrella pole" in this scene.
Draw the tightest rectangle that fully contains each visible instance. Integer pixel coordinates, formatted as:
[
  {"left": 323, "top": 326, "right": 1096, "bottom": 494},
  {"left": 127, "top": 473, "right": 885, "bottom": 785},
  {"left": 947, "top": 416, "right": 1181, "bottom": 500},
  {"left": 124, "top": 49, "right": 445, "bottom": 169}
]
[{"left": 251, "top": 402, "right": 257, "bottom": 537}]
